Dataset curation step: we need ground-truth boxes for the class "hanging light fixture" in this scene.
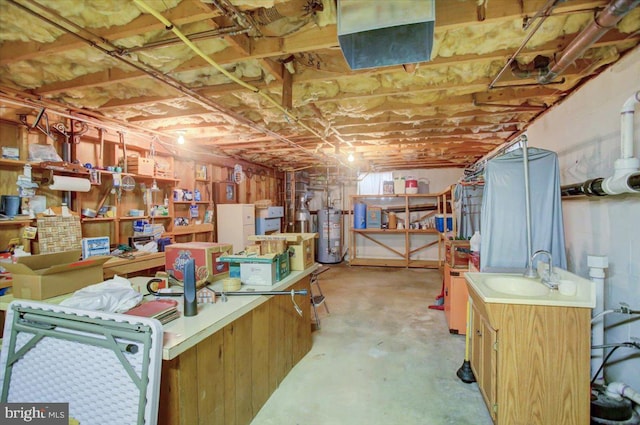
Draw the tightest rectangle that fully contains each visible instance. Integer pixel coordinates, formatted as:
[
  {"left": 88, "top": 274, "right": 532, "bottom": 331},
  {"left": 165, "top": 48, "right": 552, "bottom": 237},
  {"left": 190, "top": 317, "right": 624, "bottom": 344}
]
[
  {"left": 177, "top": 131, "right": 185, "bottom": 145},
  {"left": 348, "top": 152, "right": 355, "bottom": 162}
]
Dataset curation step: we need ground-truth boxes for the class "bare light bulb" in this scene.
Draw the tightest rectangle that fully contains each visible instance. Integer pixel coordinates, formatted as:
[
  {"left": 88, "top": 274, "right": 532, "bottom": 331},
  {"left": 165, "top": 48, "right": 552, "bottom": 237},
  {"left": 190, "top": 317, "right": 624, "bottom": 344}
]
[
  {"left": 348, "top": 153, "right": 355, "bottom": 162},
  {"left": 177, "top": 133, "right": 185, "bottom": 145}
]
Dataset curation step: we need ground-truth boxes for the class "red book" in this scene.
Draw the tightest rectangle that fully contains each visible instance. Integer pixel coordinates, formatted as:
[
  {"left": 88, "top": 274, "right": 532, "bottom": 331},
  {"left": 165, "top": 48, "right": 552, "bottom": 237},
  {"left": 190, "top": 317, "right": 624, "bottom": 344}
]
[{"left": 125, "top": 299, "right": 179, "bottom": 324}]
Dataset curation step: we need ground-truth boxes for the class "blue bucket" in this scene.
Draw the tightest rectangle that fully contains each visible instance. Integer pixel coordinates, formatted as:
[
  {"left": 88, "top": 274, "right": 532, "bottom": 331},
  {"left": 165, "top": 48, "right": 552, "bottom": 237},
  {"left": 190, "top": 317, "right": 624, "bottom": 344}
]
[
  {"left": 435, "top": 214, "right": 444, "bottom": 232},
  {"left": 354, "top": 203, "right": 367, "bottom": 229}
]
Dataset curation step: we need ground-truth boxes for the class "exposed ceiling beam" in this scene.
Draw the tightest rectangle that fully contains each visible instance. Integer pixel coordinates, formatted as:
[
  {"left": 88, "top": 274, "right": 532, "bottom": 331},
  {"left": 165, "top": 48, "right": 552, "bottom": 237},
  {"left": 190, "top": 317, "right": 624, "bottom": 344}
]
[
  {"left": 29, "top": 2, "right": 627, "bottom": 99},
  {"left": 0, "top": 1, "right": 222, "bottom": 65}
]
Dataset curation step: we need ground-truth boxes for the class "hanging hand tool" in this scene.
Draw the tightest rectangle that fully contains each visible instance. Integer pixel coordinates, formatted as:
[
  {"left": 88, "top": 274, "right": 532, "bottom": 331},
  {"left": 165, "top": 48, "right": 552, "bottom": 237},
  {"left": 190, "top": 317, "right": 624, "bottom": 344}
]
[
  {"left": 95, "top": 183, "right": 113, "bottom": 216},
  {"left": 119, "top": 131, "right": 127, "bottom": 173},
  {"left": 98, "top": 128, "right": 105, "bottom": 167}
]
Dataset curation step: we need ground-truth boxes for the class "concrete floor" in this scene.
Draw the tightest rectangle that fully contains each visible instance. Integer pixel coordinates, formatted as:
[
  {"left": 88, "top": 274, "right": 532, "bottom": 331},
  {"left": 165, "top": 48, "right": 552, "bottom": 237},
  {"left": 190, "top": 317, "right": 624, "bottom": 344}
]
[{"left": 251, "top": 264, "right": 494, "bottom": 425}]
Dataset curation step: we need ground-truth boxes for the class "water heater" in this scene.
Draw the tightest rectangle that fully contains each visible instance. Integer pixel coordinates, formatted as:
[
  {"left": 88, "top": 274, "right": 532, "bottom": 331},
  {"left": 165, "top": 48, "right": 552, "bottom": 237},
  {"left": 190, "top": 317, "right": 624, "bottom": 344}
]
[{"left": 316, "top": 208, "right": 342, "bottom": 264}]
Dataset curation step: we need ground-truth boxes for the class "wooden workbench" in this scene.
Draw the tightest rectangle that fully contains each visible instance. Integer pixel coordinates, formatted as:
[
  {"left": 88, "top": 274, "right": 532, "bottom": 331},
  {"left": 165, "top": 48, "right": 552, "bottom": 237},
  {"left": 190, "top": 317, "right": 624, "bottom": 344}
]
[
  {"left": 157, "top": 266, "right": 315, "bottom": 424},
  {"left": 0, "top": 264, "right": 315, "bottom": 424}
]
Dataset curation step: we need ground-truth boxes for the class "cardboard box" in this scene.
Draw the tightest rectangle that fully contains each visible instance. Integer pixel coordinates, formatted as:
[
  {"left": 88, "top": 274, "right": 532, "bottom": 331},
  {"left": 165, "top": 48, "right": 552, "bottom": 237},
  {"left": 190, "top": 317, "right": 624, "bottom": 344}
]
[
  {"left": 240, "top": 262, "right": 276, "bottom": 286},
  {"left": 366, "top": 207, "right": 382, "bottom": 229},
  {"left": 288, "top": 237, "right": 315, "bottom": 270},
  {"left": 249, "top": 233, "right": 317, "bottom": 271},
  {"left": 164, "top": 242, "right": 233, "bottom": 282},
  {"left": 3, "top": 250, "right": 110, "bottom": 300},
  {"left": 82, "top": 236, "right": 110, "bottom": 259},
  {"left": 219, "top": 252, "right": 290, "bottom": 285}
]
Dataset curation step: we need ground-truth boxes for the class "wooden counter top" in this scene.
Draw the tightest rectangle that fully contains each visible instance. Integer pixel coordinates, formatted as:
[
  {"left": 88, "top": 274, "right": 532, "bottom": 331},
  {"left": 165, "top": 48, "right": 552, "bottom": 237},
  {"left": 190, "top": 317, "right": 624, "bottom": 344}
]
[
  {"left": 157, "top": 265, "right": 317, "bottom": 360},
  {"left": 0, "top": 264, "right": 318, "bottom": 361}
]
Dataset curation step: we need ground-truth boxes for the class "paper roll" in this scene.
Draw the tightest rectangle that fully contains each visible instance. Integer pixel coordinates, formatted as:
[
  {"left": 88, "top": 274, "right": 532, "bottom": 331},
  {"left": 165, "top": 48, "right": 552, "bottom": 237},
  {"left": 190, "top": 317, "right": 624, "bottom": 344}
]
[{"left": 49, "top": 175, "right": 91, "bottom": 192}]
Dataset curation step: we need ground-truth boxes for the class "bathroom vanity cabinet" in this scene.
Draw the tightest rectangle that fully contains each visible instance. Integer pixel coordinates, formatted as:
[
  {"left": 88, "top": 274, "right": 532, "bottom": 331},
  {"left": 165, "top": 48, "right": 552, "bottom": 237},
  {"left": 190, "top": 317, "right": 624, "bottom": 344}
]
[{"left": 467, "top": 284, "right": 591, "bottom": 424}]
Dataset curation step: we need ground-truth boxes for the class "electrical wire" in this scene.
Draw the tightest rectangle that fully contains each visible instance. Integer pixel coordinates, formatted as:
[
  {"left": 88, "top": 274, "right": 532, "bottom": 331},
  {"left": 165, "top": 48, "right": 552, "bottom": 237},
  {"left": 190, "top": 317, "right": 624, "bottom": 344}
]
[
  {"left": 591, "top": 342, "right": 640, "bottom": 385},
  {"left": 6, "top": 0, "right": 332, "bottom": 169},
  {"left": 132, "top": 0, "right": 353, "bottom": 170},
  {"left": 591, "top": 309, "right": 616, "bottom": 323}
]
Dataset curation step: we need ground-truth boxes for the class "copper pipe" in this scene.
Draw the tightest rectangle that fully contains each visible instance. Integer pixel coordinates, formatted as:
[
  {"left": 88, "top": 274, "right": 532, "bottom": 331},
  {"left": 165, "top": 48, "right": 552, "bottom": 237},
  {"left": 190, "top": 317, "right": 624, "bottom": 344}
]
[
  {"left": 489, "top": 0, "right": 560, "bottom": 89},
  {"left": 538, "top": 0, "right": 640, "bottom": 84}
]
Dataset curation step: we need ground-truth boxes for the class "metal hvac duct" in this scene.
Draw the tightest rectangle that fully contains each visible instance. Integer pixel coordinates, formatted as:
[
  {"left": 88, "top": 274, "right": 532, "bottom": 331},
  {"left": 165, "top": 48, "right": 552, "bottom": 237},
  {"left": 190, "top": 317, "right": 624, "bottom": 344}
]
[{"left": 337, "top": 0, "right": 436, "bottom": 70}]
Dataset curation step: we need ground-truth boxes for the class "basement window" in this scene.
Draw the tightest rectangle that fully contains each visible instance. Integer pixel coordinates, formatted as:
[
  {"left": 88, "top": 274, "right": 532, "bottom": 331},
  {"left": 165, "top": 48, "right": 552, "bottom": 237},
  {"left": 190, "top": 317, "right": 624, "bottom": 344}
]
[{"left": 357, "top": 172, "right": 393, "bottom": 195}]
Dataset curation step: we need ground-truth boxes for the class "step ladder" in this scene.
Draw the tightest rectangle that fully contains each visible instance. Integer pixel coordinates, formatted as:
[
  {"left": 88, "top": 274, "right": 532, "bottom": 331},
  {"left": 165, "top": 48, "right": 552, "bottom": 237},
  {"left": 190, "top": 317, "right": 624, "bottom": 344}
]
[{"left": 310, "top": 265, "right": 330, "bottom": 329}]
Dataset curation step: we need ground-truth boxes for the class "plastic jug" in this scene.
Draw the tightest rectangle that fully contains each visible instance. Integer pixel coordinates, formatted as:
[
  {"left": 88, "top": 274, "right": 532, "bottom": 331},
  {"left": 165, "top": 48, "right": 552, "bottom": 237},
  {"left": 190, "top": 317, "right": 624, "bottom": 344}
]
[{"left": 470, "top": 231, "right": 481, "bottom": 252}]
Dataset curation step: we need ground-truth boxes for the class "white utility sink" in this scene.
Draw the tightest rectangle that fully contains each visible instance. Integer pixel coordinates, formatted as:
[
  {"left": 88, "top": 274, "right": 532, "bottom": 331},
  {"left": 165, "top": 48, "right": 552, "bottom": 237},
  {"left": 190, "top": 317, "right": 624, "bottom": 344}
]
[
  {"left": 483, "top": 276, "right": 550, "bottom": 297},
  {"left": 465, "top": 268, "right": 596, "bottom": 308}
]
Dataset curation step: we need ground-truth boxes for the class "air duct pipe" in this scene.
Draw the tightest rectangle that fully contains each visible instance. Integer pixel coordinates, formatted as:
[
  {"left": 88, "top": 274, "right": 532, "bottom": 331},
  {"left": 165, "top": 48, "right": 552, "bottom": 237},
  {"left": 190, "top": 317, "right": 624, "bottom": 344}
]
[{"left": 538, "top": 0, "right": 640, "bottom": 85}]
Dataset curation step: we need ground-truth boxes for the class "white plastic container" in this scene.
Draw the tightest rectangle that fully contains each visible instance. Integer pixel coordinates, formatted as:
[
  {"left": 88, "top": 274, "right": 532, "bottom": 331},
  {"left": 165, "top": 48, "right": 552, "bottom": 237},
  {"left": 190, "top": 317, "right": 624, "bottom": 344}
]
[
  {"left": 470, "top": 231, "right": 481, "bottom": 252},
  {"left": 394, "top": 177, "right": 405, "bottom": 194}
]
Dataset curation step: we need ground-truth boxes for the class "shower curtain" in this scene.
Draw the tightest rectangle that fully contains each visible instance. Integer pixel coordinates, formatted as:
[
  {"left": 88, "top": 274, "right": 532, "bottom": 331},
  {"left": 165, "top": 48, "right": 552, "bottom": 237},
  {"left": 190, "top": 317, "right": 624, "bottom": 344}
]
[
  {"left": 480, "top": 147, "right": 567, "bottom": 271},
  {"left": 455, "top": 183, "right": 484, "bottom": 239}
]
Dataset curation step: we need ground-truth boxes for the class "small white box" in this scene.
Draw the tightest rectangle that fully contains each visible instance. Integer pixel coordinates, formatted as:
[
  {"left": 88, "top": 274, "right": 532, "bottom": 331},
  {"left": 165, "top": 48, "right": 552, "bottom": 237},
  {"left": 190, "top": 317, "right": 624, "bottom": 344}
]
[
  {"left": 240, "top": 262, "right": 276, "bottom": 286},
  {"left": 2, "top": 147, "right": 19, "bottom": 160},
  {"left": 82, "top": 236, "right": 110, "bottom": 260}
]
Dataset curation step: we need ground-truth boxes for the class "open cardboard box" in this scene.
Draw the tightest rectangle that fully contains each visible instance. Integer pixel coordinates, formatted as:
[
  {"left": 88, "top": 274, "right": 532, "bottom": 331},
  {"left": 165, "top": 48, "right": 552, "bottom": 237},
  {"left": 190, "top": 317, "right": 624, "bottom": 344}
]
[
  {"left": 249, "top": 233, "right": 318, "bottom": 270},
  {"left": 2, "top": 250, "right": 110, "bottom": 300}
]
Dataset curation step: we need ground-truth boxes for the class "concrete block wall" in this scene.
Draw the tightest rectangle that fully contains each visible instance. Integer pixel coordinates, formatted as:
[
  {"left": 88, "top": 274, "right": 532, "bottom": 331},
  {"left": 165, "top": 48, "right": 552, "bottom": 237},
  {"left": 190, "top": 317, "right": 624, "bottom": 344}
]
[{"left": 527, "top": 47, "right": 640, "bottom": 389}]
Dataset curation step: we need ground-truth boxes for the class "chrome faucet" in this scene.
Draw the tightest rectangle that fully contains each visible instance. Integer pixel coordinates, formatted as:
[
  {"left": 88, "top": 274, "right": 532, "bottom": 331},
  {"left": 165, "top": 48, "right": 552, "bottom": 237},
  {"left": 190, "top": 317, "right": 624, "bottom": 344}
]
[{"left": 525, "top": 249, "right": 558, "bottom": 289}]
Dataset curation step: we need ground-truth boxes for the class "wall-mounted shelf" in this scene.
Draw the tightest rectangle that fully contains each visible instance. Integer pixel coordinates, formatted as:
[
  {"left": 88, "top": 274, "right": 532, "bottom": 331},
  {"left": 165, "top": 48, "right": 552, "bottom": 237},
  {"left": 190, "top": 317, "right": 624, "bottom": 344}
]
[
  {"left": 119, "top": 216, "right": 150, "bottom": 221},
  {"left": 0, "top": 159, "right": 28, "bottom": 168},
  {"left": 170, "top": 223, "right": 214, "bottom": 235},
  {"left": 81, "top": 217, "right": 115, "bottom": 223},
  {"left": 0, "top": 218, "right": 33, "bottom": 226},
  {"left": 173, "top": 201, "right": 210, "bottom": 205}
]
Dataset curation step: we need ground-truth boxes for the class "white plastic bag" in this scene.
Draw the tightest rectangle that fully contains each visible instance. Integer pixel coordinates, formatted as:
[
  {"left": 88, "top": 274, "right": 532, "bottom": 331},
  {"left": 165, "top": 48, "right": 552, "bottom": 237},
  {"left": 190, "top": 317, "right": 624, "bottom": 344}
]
[{"left": 60, "top": 275, "right": 143, "bottom": 313}]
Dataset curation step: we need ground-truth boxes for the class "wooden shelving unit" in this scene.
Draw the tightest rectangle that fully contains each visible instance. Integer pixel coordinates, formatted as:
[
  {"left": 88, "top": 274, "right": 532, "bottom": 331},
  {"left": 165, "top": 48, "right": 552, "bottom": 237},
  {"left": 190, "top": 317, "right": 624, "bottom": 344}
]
[
  {"left": 171, "top": 160, "right": 214, "bottom": 243},
  {"left": 348, "top": 191, "right": 452, "bottom": 269}
]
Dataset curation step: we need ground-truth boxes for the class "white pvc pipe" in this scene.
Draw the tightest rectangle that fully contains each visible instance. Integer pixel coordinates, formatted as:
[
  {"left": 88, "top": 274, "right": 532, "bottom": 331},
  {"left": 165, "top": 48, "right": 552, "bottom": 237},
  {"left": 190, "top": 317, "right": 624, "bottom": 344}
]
[
  {"left": 589, "top": 254, "right": 608, "bottom": 383},
  {"left": 603, "top": 91, "right": 640, "bottom": 191},
  {"left": 606, "top": 382, "right": 640, "bottom": 405},
  {"left": 620, "top": 91, "right": 640, "bottom": 160}
]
